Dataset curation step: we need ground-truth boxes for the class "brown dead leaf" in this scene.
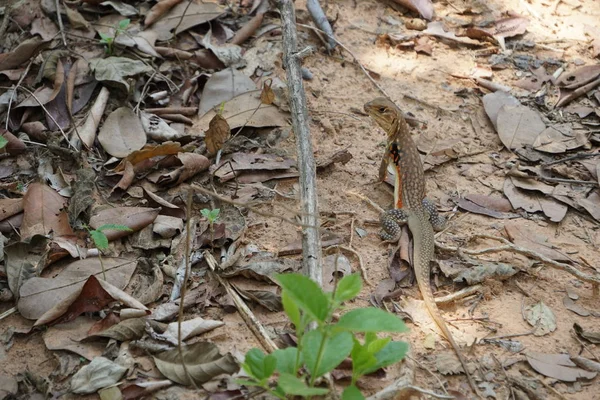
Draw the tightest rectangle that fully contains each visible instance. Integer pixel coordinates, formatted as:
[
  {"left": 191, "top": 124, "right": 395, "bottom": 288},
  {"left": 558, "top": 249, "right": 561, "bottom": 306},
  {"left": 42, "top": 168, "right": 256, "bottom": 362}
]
[
  {"left": 563, "top": 296, "right": 590, "bottom": 317},
  {"left": 21, "top": 182, "right": 73, "bottom": 240},
  {"left": 145, "top": 0, "right": 184, "bottom": 27},
  {"left": 18, "top": 257, "right": 137, "bottom": 320},
  {"left": 506, "top": 177, "right": 568, "bottom": 222},
  {"left": 533, "top": 124, "right": 589, "bottom": 153},
  {"left": 147, "top": 0, "right": 225, "bottom": 41},
  {"left": 43, "top": 317, "right": 106, "bottom": 360},
  {"left": 414, "top": 36, "right": 433, "bottom": 55},
  {"left": 260, "top": 79, "right": 275, "bottom": 105},
  {"left": 90, "top": 207, "right": 160, "bottom": 240},
  {"left": 0, "top": 37, "right": 50, "bottom": 71},
  {"left": 496, "top": 105, "right": 546, "bottom": 150},
  {"left": 213, "top": 153, "right": 296, "bottom": 182},
  {"left": 153, "top": 342, "right": 239, "bottom": 386},
  {"left": 198, "top": 68, "right": 257, "bottom": 117},
  {"left": 482, "top": 91, "right": 521, "bottom": 129},
  {"left": 578, "top": 191, "right": 600, "bottom": 221},
  {"left": 195, "top": 90, "right": 289, "bottom": 133},
  {"left": 504, "top": 221, "right": 571, "bottom": 262},
  {"left": 121, "top": 380, "right": 173, "bottom": 399},
  {"left": 574, "top": 323, "right": 600, "bottom": 344},
  {"left": 205, "top": 114, "right": 231, "bottom": 155},
  {"left": 113, "top": 142, "right": 182, "bottom": 172},
  {"left": 457, "top": 195, "right": 519, "bottom": 219},
  {"left": 526, "top": 352, "right": 597, "bottom": 382},
  {"left": 98, "top": 107, "right": 147, "bottom": 158},
  {"left": 556, "top": 65, "right": 600, "bottom": 89},
  {"left": 0, "top": 197, "right": 23, "bottom": 221},
  {"left": 466, "top": 17, "right": 528, "bottom": 40},
  {"left": 35, "top": 275, "right": 147, "bottom": 326},
  {"left": 143, "top": 188, "right": 186, "bottom": 219}
]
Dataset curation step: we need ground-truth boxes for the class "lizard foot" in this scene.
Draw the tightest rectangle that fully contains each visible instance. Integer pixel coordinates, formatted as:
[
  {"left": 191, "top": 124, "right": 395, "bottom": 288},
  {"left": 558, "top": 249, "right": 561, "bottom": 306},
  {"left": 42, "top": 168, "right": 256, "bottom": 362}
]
[
  {"left": 422, "top": 198, "right": 446, "bottom": 232},
  {"left": 380, "top": 208, "right": 408, "bottom": 242}
]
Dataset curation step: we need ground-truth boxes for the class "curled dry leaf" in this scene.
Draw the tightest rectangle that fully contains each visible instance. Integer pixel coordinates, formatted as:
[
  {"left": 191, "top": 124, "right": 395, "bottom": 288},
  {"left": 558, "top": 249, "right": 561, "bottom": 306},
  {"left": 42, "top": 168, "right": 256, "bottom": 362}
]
[
  {"left": 154, "top": 153, "right": 211, "bottom": 185},
  {"left": 90, "top": 57, "right": 153, "bottom": 92},
  {"left": 89, "top": 207, "right": 160, "bottom": 240},
  {"left": 0, "top": 197, "right": 24, "bottom": 221},
  {"left": 496, "top": 105, "right": 546, "bottom": 150},
  {"left": 205, "top": 114, "right": 231, "bottom": 155},
  {"left": 140, "top": 113, "right": 185, "bottom": 141},
  {"left": 74, "top": 86, "right": 110, "bottom": 150},
  {"left": 423, "top": 21, "right": 482, "bottom": 46},
  {"left": 18, "top": 257, "right": 137, "bottom": 320},
  {"left": 20, "top": 182, "right": 73, "bottom": 240},
  {"left": 555, "top": 65, "right": 600, "bottom": 89},
  {"left": 260, "top": 79, "right": 275, "bottom": 105},
  {"left": 145, "top": 0, "right": 184, "bottom": 27},
  {"left": 86, "top": 317, "right": 147, "bottom": 341},
  {"left": 153, "top": 341, "right": 239, "bottom": 386},
  {"left": 574, "top": 323, "right": 600, "bottom": 344}
]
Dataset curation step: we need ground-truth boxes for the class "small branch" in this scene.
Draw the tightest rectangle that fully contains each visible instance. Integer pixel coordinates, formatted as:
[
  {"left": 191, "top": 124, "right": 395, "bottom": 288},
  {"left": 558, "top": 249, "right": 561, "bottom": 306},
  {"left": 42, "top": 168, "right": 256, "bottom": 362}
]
[
  {"left": 435, "top": 284, "right": 482, "bottom": 305},
  {"left": 276, "top": 0, "right": 322, "bottom": 284},
  {"left": 56, "top": 0, "right": 68, "bottom": 47},
  {"left": 306, "top": 0, "right": 336, "bottom": 51}
]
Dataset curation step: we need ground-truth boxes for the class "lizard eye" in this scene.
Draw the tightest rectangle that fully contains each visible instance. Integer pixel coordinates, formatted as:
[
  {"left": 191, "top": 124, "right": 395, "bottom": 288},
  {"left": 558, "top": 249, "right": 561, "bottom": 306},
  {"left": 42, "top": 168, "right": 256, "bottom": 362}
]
[{"left": 378, "top": 107, "right": 386, "bottom": 113}]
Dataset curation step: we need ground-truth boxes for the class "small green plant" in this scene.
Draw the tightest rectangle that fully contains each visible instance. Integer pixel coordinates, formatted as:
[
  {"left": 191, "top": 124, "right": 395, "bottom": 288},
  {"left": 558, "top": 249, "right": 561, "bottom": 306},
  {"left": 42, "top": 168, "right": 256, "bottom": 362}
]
[
  {"left": 0, "top": 136, "right": 8, "bottom": 150},
  {"left": 201, "top": 208, "right": 220, "bottom": 247},
  {"left": 240, "top": 273, "right": 408, "bottom": 399},
  {"left": 87, "top": 224, "right": 132, "bottom": 279},
  {"left": 99, "top": 18, "right": 131, "bottom": 55}
]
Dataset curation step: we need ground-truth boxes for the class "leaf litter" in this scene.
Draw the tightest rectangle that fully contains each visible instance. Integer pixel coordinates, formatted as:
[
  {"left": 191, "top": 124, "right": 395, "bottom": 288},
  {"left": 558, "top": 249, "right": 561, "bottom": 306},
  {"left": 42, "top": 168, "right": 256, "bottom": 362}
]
[{"left": 0, "top": 0, "right": 600, "bottom": 398}]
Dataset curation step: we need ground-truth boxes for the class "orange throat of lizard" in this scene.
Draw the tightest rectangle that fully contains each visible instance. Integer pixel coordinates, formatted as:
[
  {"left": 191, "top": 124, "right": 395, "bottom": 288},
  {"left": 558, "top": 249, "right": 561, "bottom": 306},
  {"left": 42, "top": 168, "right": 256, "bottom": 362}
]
[{"left": 389, "top": 143, "right": 403, "bottom": 209}]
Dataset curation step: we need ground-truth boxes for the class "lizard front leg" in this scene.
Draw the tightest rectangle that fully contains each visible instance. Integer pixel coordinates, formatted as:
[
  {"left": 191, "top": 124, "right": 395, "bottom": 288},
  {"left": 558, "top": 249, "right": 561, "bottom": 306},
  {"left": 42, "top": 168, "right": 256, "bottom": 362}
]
[{"left": 380, "top": 198, "right": 445, "bottom": 241}]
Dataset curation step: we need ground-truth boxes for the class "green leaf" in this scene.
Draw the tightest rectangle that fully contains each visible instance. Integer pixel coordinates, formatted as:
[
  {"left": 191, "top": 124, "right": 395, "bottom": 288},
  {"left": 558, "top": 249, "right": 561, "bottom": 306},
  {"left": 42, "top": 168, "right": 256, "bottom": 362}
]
[
  {"left": 98, "top": 32, "right": 112, "bottom": 41},
  {"left": 275, "top": 273, "right": 329, "bottom": 323},
  {"left": 242, "top": 348, "right": 276, "bottom": 381},
  {"left": 201, "top": 209, "right": 211, "bottom": 218},
  {"left": 334, "top": 274, "right": 362, "bottom": 303},
  {"left": 118, "top": 18, "right": 131, "bottom": 30},
  {"left": 90, "top": 230, "right": 109, "bottom": 250},
  {"left": 342, "top": 385, "right": 365, "bottom": 400},
  {"left": 277, "top": 373, "right": 329, "bottom": 396},
  {"left": 272, "top": 347, "right": 300, "bottom": 375},
  {"left": 337, "top": 308, "right": 408, "bottom": 333},
  {"left": 367, "top": 336, "right": 391, "bottom": 355},
  {"left": 365, "top": 341, "right": 408, "bottom": 374},
  {"left": 281, "top": 291, "right": 301, "bottom": 328},
  {"left": 350, "top": 339, "right": 378, "bottom": 377},
  {"left": 0, "top": 136, "right": 7, "bottom": 150},
  {"left": 302, "top": 330, "right": 353, "bottom": 378},
  {"left": 97, "top": 224, "right": 132, "bottom": 232},
  {"left": 209, "top": 209, "right": 220, "bottom": 221}
]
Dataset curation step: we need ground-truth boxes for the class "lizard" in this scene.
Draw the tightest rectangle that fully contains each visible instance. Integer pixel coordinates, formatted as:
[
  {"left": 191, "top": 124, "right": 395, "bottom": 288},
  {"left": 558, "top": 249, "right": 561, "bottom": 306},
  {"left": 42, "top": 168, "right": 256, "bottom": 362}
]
[{"left": 364, "top": 97, "right": 480, "bottom": 397}]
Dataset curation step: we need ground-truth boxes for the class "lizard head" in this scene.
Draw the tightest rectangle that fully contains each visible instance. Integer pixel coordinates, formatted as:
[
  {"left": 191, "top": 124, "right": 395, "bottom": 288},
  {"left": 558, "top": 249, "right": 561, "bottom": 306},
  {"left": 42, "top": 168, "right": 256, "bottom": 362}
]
[{"left": 364, "top": 98, "right": 401, "bottom": 134}]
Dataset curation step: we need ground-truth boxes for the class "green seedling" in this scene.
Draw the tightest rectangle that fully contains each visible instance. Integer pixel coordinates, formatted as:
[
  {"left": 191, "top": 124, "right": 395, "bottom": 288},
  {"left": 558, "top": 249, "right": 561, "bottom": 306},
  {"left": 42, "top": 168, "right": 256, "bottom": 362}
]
[
  {"left": 99, "top": 18, "right": 131, "bottom": 55},
  {"left": 201, "top": 208, "right": 220, "bottom": 248},
  {"left": 240, "top": 273, "right": 408, "bottom": 399},
  {"left": 87, "top": 224, "right": 132, "bottom": 279},
  {"left": 0, "top": 136, "right": 7, "bottom": 150}
]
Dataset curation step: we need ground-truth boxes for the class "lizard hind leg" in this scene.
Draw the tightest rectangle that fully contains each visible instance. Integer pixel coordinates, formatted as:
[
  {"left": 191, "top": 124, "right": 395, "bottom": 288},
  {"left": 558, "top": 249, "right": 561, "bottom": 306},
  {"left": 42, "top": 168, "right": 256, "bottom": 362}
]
[
  {"left": 380, "top": 208, "right": 409, "bottom": 242},
  {"left": 422, "top": 198, "right": 446, "bottom": 232}
]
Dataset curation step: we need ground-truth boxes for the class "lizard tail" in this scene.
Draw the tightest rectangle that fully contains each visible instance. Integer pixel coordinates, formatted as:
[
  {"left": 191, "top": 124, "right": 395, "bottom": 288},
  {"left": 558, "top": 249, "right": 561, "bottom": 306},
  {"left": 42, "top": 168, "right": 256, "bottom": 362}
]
[{"left": 410, "top": 213, "right": 481, "bottom": 397}]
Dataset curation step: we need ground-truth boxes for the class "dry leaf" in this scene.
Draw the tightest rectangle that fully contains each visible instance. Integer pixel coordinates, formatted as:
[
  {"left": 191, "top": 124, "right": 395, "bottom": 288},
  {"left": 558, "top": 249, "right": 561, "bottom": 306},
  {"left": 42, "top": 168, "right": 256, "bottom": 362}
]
[
  {"left": 153, "top": 342, "right": 239, "bottom": 386},
  {"left": 34, "top": 275, "right": 147, "bottom": 326},
  {"left": 524, "top": 301, "right": 556, "bottom": 336},
  {"left": 18, "top": 257, "right": 137, "bottom": 320},
  {"left": 89, "top": 207, "right": 160, "bottom": 240},
  {"left": 423, "top": 21, "right": 482, "bottom": 46},
  {"left": 21, "top": 182, "right": 73, "bottom": 240},
  {"left": 198, "top": 67, "right": 257, "bottom": 117},
  {"left": 205, "top": 114, "right": 231, "bottom": 155},
  {"left": 146, "top": 0, "right": 225, "bottom": 41},
  {"left": 43, "top": 317, "right": 106, "bottom": 360},
  {"left": 496, "top": 105, "right": 546, "bottom": 150},
  {"left": 71, "top": 357, "right": 127, "bottom": 394},
  {"left": 260, "top": 79, "right": 275, "bottom": 105},
  {"left": 98, "top": 107, "right": 147, "bottom": 158},
  {"left": 113, "top": 141, "right": 182, "bottom": 172},
  {"left": 526, "top": 352, "right": 597, "bottom": 382},
  {"left": 574, "top": 323, "right": 600, "bottom": 344}
]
